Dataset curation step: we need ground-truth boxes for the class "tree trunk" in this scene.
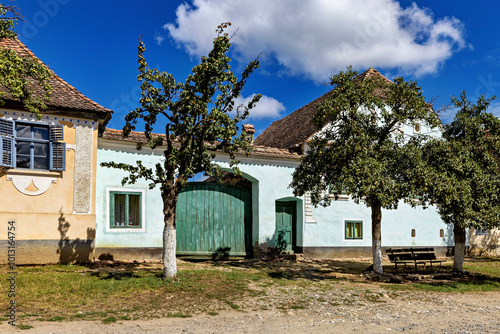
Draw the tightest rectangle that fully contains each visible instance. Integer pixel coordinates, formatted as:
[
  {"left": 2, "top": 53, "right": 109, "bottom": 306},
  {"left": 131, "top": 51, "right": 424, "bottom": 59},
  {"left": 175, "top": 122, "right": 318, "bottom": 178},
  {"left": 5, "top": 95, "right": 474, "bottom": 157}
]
[
  {"left": 162, "top": 188, "right": 178, "bottom": 279},
  {"left": 453, "top": 224, "right": 467, "bottom": 272},
  {"left": 371, "top": 203, "right": 383, "bottom": 274}
]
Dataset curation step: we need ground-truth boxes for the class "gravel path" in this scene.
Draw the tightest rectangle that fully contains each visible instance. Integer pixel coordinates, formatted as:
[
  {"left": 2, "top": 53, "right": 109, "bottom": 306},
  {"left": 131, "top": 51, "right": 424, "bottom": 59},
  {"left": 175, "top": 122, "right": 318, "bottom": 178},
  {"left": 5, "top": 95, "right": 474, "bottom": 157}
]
[{"left": 3, "top": 289, "right": 499, "bottom": 333}]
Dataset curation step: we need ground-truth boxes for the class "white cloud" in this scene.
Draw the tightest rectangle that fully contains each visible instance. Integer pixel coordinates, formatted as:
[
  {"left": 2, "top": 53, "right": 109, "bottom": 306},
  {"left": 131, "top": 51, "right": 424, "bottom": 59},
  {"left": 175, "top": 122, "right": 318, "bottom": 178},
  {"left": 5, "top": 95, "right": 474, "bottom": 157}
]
[
  {"left": 234, "top": 94, "right": 285, "bottom": 119},
  {"left": 163, "top": 0, "right": 466, "bottom": 82},
  {"left": 488, "top": 101, "right": 500, "bottom": 118},
  {"left": 154, "top": 34, "right": 165, "bottom": 46}
]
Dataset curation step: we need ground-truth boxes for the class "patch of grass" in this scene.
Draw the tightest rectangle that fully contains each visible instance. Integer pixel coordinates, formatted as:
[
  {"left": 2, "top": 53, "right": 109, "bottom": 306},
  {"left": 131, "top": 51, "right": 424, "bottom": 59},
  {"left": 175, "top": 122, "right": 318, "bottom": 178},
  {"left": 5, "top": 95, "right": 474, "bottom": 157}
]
[
  {"left": 0, "top": 264, "right": 260, "bottom": 320},
  {"left": 412, "top": 280, "right": 500, "bottom": 292},
  {"left": 46, "top": 316, "right": 65, "bottom": 322},
  {"left": 167, "top": 313, "right": 192, "bottom": 318},
  {"left": 120, "top": 315, "right": 132, "bottom": 320},
  {"left": 464, "top": 258, "right": 500, "bottom": 277},
  {"left": 17, "top": 324, "right": 34, "bottom": 330},
  {"left": 224, "top": 299, "right": 240, "bottom": 310},
  {"left": 207, "top": 311, "right": 219, "bottom": 316},
  {"left": 102, "top": 316, "right": 117, "bottom": 324}
]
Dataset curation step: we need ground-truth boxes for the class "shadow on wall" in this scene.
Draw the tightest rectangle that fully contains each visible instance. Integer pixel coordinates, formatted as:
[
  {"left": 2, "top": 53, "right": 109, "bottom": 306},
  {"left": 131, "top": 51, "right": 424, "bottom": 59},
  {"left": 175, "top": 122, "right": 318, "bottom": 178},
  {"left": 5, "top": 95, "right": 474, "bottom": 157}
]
[
  {"left": 57, "top": 211, "right": 94, "bottom": 264},
  {"left": 468, "top": 228, "right": 500, "bottom": 257},
  {"left": 257, "top": 234, "right": 279, "bottom": 257},
  {"left": 275, "top": 231, "right": 289, "bottom": 254},
  {"left": 444, "top": 224, "right": 455, "bottom": 257}
]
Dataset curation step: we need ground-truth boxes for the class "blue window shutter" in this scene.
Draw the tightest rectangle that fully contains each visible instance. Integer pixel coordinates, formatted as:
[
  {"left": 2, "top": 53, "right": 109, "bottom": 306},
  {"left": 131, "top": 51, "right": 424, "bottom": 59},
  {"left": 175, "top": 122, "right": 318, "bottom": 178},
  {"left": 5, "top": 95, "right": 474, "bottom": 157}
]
[
  {"left": 0, "top": 118, "right": 14, "bottom": 137},
  {"left": 50, "top": 142, "right": 66, "bottom": 171},
  {"left": 1, "top": 136, "right": 15, "bottom": 168},
  {"left": 0, "top": 119, "right": 14, "bottom": 169}
]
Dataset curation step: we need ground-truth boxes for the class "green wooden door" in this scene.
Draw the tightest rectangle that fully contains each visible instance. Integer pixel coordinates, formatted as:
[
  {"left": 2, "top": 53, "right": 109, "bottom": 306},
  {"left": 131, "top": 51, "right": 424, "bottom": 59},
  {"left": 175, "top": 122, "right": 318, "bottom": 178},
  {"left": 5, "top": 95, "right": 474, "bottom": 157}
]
[
  {"left": 176, "top": 182, "right": 252, "bottom": 256},
  {"left": 275, "top": 201, "right": 296, "bottom": 253}
]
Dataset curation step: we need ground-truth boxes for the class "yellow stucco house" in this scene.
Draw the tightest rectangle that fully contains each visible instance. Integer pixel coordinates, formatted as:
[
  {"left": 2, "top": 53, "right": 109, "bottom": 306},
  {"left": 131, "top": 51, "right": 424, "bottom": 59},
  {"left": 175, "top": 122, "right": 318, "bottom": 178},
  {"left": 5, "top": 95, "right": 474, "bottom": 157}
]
[{"left": 0, "top": 38, "right": 111, "bottom": 264}]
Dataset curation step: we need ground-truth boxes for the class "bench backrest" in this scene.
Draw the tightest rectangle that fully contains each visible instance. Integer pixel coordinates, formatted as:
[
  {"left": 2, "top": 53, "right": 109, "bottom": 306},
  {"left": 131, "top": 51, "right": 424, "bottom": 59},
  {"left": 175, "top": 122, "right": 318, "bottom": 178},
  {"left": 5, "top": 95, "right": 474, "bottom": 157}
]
[
  {"left": 386, "top": 247, "right": 437, "bottom": 261},
  {"left": 386, "top": 247, "right": 435, "bottom": 253},
  {"left": 388, "top": 253, "right": 414, "bottom": 261}
]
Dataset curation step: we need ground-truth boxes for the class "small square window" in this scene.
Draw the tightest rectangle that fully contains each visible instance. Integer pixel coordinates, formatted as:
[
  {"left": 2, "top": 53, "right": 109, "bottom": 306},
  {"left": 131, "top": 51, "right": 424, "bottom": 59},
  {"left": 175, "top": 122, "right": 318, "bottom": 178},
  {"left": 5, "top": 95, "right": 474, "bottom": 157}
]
[
  {"left": 110, "top": 191, "right": 142, "bottom": 228},
  {"left": 329, "top": 181, "right": 347, "bottom": 195},
  {"left": 329, "top": 181, "right": 349, "bottom": 200},
  {"left": 345, "top": 220, "right": 363, "bottom": 239}
]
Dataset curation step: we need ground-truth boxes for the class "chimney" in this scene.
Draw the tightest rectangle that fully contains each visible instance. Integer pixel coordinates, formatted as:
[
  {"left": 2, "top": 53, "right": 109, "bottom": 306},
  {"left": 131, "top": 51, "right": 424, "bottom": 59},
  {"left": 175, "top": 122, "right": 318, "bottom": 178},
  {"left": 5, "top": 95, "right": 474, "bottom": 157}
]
[{"left": 242, "top": 124, "right": 255, "bottom": 143}]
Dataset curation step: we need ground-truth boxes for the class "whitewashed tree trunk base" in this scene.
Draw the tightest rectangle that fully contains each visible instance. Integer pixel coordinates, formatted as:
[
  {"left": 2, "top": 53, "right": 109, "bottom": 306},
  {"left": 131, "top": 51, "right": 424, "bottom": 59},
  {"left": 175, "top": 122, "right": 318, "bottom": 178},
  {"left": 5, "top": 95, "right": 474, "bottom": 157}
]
[
  {"left": 163, "top": 224, "right": 177, "bottom": 279},
  {"left": 372, "top": 204, "right": 384, "bottom": 274},
  {"left": 453, "top": 225, "right": 466, "bottom": 272}
]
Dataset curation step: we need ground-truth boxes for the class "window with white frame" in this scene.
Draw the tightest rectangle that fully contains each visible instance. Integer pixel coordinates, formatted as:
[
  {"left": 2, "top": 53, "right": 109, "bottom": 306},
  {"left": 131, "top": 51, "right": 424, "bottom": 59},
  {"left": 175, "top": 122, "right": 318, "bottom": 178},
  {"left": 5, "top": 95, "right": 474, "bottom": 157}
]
[
  {"left": 109, "top": 190, "right": 143, "bottom": 228},
  {"left": 0, "top": 118, "right": 65, "bottom": 171},
  {"left": 345, "top": 220, "right": 363, "bottom": 239},
  {"left": 329, "top": 181, "right": 349, "bottom": 200}
]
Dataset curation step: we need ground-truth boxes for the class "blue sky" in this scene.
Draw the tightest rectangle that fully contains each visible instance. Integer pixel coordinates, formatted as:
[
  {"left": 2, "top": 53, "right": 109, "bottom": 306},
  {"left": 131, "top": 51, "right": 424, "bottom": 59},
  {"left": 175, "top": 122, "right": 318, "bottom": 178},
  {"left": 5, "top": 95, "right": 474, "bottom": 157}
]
[{"left": 13, "top": 0, "right": 500, "bottom": 137}]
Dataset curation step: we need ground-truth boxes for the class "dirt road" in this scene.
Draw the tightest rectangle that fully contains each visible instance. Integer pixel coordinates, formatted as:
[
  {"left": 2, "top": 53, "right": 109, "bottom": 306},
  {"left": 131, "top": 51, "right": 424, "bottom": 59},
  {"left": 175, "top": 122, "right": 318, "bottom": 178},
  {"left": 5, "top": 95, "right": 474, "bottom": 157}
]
[{"left": 3, "top": 290, "right": 499, "bottom": 333}]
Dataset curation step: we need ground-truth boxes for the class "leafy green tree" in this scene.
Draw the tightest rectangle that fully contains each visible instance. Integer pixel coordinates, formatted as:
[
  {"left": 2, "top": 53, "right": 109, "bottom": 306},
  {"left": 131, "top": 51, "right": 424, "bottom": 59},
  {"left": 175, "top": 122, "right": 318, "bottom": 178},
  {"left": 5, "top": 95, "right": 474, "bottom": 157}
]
[
  {"left": 420, "top": 92, "right": 500, "bottom": 272},
  {"left": 291, "top": 67, "right": 440, "bottom": 274},
  {"left": 0, "top": 4, "right": 52, "bottom": 118},
  {"left": 102, "top": 23, "right": 261, "bottom": 278}
]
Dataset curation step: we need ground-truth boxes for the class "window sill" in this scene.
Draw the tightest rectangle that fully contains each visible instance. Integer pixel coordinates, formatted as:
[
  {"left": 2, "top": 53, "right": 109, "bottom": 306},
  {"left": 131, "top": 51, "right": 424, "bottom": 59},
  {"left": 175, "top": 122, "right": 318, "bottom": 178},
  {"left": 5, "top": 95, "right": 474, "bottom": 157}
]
[
  {"left": 329, "top": 194, "right": 349, "bottom": 201},
  {"left": 106, "top": 227, "right": 146, "bottom": 233},
  {"left": 110, "top": 227, "right": 142, "bottom": 229},
  {"left": 6, "top": 169, "right": 62, "bottom": 178}
]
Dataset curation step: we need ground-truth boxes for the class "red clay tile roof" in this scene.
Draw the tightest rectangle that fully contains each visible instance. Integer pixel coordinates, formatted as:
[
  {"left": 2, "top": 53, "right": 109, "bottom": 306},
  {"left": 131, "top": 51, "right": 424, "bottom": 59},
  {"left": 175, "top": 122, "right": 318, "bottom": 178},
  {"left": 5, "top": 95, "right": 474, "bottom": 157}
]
[
  {"left": 0, "top": 37, "right": 112, "bottom": 120},
  {"left": 101, "top": 128, "right": 167, "bottom": 144},
  {"left": 253, "top": 68, "right": 392, "bottom": 149},
  {"left": 101, "top": 128, "right": 300, "bottom": 160}
]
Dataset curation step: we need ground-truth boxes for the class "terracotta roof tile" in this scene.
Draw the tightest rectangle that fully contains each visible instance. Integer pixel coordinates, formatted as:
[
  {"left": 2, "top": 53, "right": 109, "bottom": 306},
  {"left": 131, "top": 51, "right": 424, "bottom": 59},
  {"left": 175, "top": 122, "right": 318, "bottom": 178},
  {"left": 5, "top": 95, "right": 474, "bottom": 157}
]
[
  {"left": 101, "top": 128, "right": 299, "bottom": 160},
  {"left": 101, "top": 128, "right": 166, "bottom": 144},
  {"left": 253, "top": 68, "right": 393, "bottom": 149},
  {"left": 0, "top": 37, "right": 112, "bottom": 120}
]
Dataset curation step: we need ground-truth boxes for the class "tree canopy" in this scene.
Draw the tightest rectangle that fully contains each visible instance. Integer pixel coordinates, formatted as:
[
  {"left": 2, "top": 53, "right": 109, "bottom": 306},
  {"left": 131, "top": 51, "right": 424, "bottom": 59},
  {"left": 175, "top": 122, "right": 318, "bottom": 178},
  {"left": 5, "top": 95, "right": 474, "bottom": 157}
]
[
  {"left": 0, "top": 4, "right": 52, "bottom": 118},
  {"left": 291, "top": 66, "right": 441, "bottom": 273},
  {"left": 419, "top": 92, "right": 500, "bottom": 271},
  {"left": 102, "top": 23, "right": 261, "bottom": 278}
]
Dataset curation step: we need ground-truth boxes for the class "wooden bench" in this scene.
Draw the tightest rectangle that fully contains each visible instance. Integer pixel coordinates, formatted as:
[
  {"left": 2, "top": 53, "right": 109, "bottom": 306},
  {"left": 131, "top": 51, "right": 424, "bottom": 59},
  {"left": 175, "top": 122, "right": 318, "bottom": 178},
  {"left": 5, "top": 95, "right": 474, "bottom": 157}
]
[{"left": 386, "top": 247, "right": 444, "bottom": 273}]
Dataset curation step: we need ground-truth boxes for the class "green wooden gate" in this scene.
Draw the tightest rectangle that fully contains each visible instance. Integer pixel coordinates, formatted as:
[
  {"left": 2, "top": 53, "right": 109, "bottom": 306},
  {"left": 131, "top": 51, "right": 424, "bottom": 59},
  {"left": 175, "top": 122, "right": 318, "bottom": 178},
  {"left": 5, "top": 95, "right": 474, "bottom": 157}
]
[{"left": 176, "top": 182, "right": 252, "bottom": 256}]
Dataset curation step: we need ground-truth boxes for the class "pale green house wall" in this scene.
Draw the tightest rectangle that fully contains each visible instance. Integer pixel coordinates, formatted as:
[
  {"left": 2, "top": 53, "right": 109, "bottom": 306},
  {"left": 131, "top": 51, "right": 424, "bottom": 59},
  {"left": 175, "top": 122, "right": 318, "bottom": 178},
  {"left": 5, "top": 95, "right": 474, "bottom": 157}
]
[
  {"left": 96, "top": 142, "right": 165, "bottom": 259},
  {"left": 96, "top": 121, "right": 453, "bottom": 260}
]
